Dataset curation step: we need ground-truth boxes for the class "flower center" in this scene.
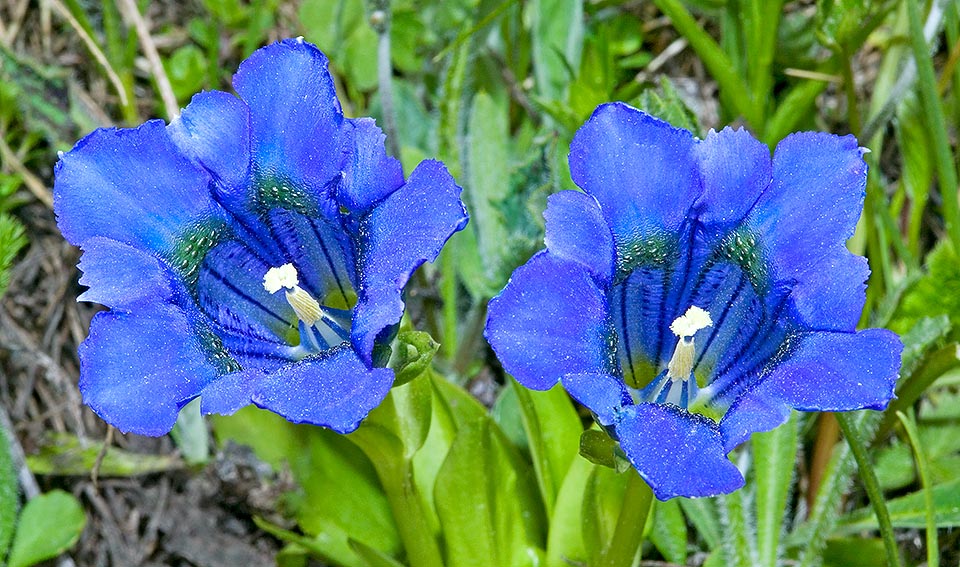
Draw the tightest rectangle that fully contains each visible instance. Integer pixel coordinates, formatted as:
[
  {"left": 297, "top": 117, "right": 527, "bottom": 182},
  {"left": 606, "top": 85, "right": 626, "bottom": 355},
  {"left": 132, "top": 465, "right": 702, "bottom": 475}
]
[
  {"left": 263, "top": 263, "right": 324, "bottom": 325},
  {"left": 638, "top": 305, "right": 712, "bottom": 408},
  {"left": 666, "top": 305, "right": 712, "bottom": 381}
]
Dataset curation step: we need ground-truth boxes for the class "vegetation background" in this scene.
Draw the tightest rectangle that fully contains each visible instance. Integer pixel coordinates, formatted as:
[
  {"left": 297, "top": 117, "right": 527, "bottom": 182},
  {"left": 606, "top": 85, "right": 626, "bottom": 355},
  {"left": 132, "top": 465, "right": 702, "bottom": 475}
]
[{"left": 0, "top": 0, "right": 959, "bottom": 566}]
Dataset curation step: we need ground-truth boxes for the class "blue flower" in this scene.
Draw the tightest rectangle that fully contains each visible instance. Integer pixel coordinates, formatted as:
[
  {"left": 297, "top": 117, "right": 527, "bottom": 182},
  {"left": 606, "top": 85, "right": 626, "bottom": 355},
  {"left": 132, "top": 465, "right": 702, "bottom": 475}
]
[
  {"left": 54, "top": 39, "right": 468, "bottom": 436},
  {"left": 485, "top": 103, "right": 902, "bottom": 500}
]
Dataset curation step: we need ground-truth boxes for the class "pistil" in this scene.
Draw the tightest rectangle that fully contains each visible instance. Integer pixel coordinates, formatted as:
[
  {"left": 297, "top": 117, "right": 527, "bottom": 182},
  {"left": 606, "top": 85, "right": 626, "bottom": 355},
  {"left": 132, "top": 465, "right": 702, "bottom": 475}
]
[
  {"left": 263, "top": 263, "right": 324, "bottom": 326},
  {"left": 666, "top": 305, "right": 712, "bottom": 381}
]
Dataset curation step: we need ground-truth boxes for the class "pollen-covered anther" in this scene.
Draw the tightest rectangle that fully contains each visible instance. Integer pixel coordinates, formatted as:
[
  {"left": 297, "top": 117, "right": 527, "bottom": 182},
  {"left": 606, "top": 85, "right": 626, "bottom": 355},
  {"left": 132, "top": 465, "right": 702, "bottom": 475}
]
[
  {"left": 263, "top": 264, "right": 324, "bottom": 326},
  {"left": 666, "top": 306, "right": 712, "bottom": 380}
]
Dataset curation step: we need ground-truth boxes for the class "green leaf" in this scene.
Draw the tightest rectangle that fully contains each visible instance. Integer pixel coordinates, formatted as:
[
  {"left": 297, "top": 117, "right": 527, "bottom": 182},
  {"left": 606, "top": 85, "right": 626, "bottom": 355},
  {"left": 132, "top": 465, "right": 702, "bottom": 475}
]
[
  {"left": 0, "top": 422, "right": 18, "bottom": 562},
  {"left": 7, "top": 490, "right": 85, "bottom": 567},
  {"left": 753, "top": 412, "right": 799, "bottom": 567},
  {"left": 389, "top": 330, "right": 440, "bottom": 387},
  {"left": 513, "top": 381, "right": 581, "bottom": 517},
  {"left": 530, "top": 0, "right": 583, "bottom": 100},
  {"left": 636, "top": 78, "right": 703, "bottom": 137},
  {"left": 349, "top": 538, "right": 408, "bottom": 567},
  {"left": 169, "top": 398, "right": 210, "bottom": 465},
  {"left": 649, "top": 499, "right": 687, "bottom": 565},
  {"left": 891, "top": 241, "right": 960, "bottom": 337},
  {"left": 822, "top": 537, "right": 887, "bottom": 567},
  {"left": 678, "top": 496, "right": 721, "bottom": 550},
  {"left": 837, "top": 479, "right": 960, "bottom": 532},
  {"left": 164, "top": 44, "right": 208, "bottom": 102},
  {"left": 0, "top": 214, "right": 27, "bottom": 298},
  {"left": 581, "top": 465, "right": 629, "bottom": 566},
  {"left": 299, "top": 0, "right": 377, "bottom": 90},
  {"left": 214, "top": 408, "right": 400, "bottom": 566},
  {"left": 433, "top": 415, "right": 545, "bottom": 567},
  {"left": 545, "top": 456, "right": 591, "bottom": 567},
  {"left": 461, "top": 91, "right": 512, "bottom": 297},
  {"left": 26, "top": 433, "right": 181, "bottom": 476},
  {"left": 717, "top": 487, "right": 756, "bottom": 566},
  {"left": 578, "top": 429, "right": 622, "bottom": 471}
]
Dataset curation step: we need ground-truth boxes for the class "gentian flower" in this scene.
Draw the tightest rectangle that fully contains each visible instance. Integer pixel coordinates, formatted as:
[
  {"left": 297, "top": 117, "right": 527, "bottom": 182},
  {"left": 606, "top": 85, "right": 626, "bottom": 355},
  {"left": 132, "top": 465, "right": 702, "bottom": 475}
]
[
  {"left": 485, "top": 103, "right": 902, "bottom": 500},
  {"left": 54, "top": 39, "right": 468, "bottom": 436}
]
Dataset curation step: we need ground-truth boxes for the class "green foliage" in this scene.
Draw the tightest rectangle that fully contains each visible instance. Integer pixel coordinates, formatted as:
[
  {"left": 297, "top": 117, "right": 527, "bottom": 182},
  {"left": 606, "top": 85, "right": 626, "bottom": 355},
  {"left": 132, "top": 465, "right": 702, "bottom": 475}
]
[
  {"left": 0, "top": 214, "right": 27, "bottom": 298},
  {"left": 6, "top": 490, "right": 86, "bottom": 567},
  {"left": 0, "top": 423, "right": 18, "bottom": 563}
]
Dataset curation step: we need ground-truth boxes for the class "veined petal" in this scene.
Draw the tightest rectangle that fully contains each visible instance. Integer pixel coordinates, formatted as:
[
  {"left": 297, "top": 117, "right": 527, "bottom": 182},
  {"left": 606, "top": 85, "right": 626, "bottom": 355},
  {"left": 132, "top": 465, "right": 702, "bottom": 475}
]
[
  {"left": 54, "top": 121, "right": 217, "bottom": 254},
  {"left": 253, "top": 345, "right": 394, "bottom": 433},
  {"left": 352, "top": 160, "right": 468, "bottom": 362},
  {"left": 543, "top": 190, "right": 615, "bottom": 284},
  {"left": 720, "top": 328, "right": 902, "bottom": 451},
  {"left": 748, "top": 132, "right": 867, "bottom": 281},
  {"left": 168, "top": 90, "right": 251, "bottom": 194},
  {"left": 569, "top": 103, "right": 700, "bottom": 255},
  {"left": 79, "top": 305, "right": 218, "bottom": 436},
  {"left": 695, "top": 127, "right": 770, "bottom": 228},
  {"left": 199, "top": 369, "right": 264, "bottom": 416},
  {"left": 789, "top": 249, "right": 869, "bottom": 331},
  {"left": 615, "top": 403, "right": 744, "bottom": 500},
  {"left": 561, "top": 373, "right": 631, "bottom": 426},
  {"left": 485, "top": 252, "right": 614, "bottom": 391},
  {"left": 77, "top": 237, "right": 174, "bottom": 309},
  {"left": 233, "top": 39, "right": 346, "bottom": 194},
  {"left": 338, "top": 118, "right": 405, "bottom": 213}
]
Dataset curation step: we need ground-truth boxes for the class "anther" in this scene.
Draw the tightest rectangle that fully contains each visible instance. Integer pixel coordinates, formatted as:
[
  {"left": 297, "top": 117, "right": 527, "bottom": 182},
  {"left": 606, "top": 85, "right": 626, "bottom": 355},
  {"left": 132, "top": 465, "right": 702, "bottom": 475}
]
[
  {"left": 666, "top": 306, "right": 712, "bottom": 380},
  {"left": 263, "top": 264, "right": 323, "bottom": 326}
]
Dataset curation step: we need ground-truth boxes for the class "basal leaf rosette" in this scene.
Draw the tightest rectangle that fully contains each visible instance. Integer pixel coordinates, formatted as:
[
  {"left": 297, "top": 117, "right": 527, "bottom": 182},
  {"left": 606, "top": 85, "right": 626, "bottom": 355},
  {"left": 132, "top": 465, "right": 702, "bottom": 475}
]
[
  {"left": 54, "top": 39, "right": 468, "bottom": 436},
  {"left": 485, "top": 103, "right": 902, "bottom": 500}
]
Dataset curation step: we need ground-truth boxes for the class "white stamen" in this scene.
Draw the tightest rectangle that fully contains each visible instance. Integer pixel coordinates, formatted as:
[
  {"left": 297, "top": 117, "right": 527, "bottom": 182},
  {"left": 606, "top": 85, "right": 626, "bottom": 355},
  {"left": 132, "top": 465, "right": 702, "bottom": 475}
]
[
  {"left": 666, "top": 306, "right": 712, "bottom": 381},
  {"left": 670, "top": 305, "right": 712, "bottom": 339},
  {"left": 263, "top": 264, "right": 299, "bottom": 293},
  {"left": 263, "top": 264, "right": 323, "bottom": 326}
]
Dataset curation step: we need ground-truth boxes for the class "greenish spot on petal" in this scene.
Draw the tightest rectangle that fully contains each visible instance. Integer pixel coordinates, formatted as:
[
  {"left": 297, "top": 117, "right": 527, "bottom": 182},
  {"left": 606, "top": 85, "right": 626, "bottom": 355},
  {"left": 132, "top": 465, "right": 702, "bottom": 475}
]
[
  {"left": 196, "top": 322, "right": 242, "bottom": 374},
  {"left": 717, "top": 229, "right": 768, "bottom": 293},
  {"left": 255, "top": 178, "right": 320, "bottom": 216},
  {"left": 170, "top": 220, "right": 231, "bottom": 289},
  {"left": 615, "top": 231, "right": 678, "bottom": 281}
]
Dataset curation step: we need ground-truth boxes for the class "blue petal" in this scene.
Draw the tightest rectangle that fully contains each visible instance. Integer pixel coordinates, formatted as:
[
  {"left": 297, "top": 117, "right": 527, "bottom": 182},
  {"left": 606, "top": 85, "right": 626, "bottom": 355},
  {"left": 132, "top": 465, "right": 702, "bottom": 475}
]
[
  {"left": 167, "top": 90, "right": 251, "bottom": 194},
  {"left": 568, "top": 103, "right": 700, "bottom": 254},
  {"left": 720, "top": 328, "right": 902, "bottom": 451},
  {"left": 252, "top": 345, "right": 394, "bottom": 433},
  {"left": 199, "top": 369, "right": 264, "bottom": 416},
  {"left": 543, "top": 190, "right": 614, "bottom": 284},
  {"left": 485, "top": 252, "right": 614, "bottom": 390},
  {"left": 747, "top": 132, "right": 867, "bottom": 281},
  {"left": 789, "top": 250, "right": 868, "bottom": 331},
  {"left": 561, "top": 373, "right": 631, "bottom": 426},
  {"left": 695, "top": 127, "right": 770, "bottom": 228},
  {"left": 352, "top": 160, "right": 468, "bottom": 361},
  {"left": 233, "top": 39, "right": 346, "bottom": 193},
  {"left": 615, "top": 403, "right": 744, "bottom": 500},
  {"left": 79, "top": 305, "right": 218, "bottom": 436},
  {"left": 77, "top": 237, "right": 173, "bottom": 308},
  {"left": 54, "top": 121, "right": 217, "bottom": 253},
  {"left": 338, "top": 118, "right": 405, "bottom": 213}
]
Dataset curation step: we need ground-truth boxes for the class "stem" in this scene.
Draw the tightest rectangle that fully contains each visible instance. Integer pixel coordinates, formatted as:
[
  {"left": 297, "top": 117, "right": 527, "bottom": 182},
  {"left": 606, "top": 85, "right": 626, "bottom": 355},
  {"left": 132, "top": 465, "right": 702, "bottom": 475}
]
[
  {"left": 841, "top": 54, "right": 862, "bottom": 137},
  {"left": 379, "top": 460, "right": 445, "bottom": 567},
  {"left": 895, "top": 412, "right": 938, "bottom": 567},
  {"left": 836, "top": 413, "right": 901, "bottom": 567},
  {"left": 597, "top": 469, "right": 654, "bottom": 567}
]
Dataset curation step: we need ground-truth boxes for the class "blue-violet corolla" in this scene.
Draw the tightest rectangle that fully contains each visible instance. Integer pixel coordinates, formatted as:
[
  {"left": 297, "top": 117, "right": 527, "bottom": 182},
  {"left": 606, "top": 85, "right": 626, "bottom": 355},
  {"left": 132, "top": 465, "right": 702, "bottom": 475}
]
[
  {"left": 485, "top": 103, "right": 902, "bottom": 500},
  {"left": 54, "top": 39, "right": 468, "bottom": 436}
]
